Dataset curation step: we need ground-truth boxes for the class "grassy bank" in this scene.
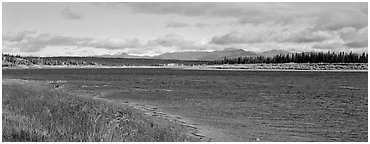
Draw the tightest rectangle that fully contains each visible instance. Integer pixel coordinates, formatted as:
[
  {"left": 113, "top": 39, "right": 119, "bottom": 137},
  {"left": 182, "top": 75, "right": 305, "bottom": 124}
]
[{"left": 2, "top": 79, "right": 198, "bottom": 142}]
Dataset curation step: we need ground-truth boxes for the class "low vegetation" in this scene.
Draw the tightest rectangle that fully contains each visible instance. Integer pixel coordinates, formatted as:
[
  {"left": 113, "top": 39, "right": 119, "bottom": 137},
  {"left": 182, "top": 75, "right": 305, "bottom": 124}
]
[
  {"left": 2, "top": 54, "right": 98, "bottom": 67},
  {"left": 2, "top": 80, "right": 197, "bottom": 142}
]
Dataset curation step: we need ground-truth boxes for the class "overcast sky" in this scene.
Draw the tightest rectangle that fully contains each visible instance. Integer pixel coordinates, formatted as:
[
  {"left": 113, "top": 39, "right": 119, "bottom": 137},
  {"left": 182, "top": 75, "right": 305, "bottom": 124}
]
[{"left": 2, "top": 2, "right": 368, "bottom": 56}]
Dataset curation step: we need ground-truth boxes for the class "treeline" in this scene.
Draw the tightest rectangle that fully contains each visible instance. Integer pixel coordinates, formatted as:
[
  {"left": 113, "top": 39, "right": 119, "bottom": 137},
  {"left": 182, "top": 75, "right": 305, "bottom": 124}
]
[
  {"left": 2, "top": 52, "right": 368, "bottom": 67},
  {"left": 2, "top": 54, "right": 98, "bottom": 67},
  {"left": 212, "top": 51, "right": 368, "bottom": 64},
  {"left": 2, "top": 54, "right": 210, "bottom": 67}
]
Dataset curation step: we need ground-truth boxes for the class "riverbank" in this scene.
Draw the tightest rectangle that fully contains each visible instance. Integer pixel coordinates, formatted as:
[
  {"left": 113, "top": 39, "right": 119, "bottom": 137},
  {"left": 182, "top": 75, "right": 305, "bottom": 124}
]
[
  {"left": 176, "top": 63, "right": 368, "bottom": 71},
  {"left": 2, "top": 79, "right": 199, "bottom": 142},
  {"left": 2, "top": 63, "right": 368, "bottom": 71}
]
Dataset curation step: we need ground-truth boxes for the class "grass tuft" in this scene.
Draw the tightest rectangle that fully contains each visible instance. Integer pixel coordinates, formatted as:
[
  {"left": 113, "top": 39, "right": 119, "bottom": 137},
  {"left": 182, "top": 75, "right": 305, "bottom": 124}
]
[{"left": 2, "top": 80, "right": 198, "bottom": 142}]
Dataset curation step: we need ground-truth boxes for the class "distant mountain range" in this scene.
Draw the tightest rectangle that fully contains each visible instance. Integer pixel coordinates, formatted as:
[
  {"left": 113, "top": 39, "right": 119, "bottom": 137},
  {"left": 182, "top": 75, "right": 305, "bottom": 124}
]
[
  {"left": 96, "top": 48, "right": 292, "bottom": 61},
  {"left": 98, "top": 52, "right": 151, "bottom": 59}
]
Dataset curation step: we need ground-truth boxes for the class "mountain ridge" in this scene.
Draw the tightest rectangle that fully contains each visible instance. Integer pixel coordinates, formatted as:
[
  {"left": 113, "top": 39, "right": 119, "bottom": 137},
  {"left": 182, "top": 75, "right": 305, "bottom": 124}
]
[{"left": 96, "top": 48, "right": 292, "bottom": 60}]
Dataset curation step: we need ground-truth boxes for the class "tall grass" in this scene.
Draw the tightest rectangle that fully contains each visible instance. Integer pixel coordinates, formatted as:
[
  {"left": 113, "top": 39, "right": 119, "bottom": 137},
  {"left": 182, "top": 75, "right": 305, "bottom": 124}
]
[{"left": 2, "top": 80, "right": 198, "bottom": 142}]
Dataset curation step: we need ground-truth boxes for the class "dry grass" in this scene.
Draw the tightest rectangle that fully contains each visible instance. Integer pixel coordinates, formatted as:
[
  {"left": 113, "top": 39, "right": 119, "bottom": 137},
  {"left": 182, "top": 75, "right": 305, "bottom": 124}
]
[{"left": 2, "top": 80, "right": 198, "bottom": 142}]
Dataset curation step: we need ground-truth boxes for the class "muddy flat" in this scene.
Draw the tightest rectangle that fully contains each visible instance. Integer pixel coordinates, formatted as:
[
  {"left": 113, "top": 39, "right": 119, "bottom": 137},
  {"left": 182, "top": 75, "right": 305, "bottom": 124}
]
[{"left": 3, "top": 68, "right": 368, "bottom": 142}]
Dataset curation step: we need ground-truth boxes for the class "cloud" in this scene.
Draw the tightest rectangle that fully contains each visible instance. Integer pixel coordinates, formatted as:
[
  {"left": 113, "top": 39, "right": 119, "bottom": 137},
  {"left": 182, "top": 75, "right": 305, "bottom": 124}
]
[
  {"left": 338, "top": 27, "right": 368, "bottom": 42},
  {"left": 344, "top": 40, "right": 368, "bottom": 48},
  {"left": 312, "top": 42, "right": 344, "bottom": 50},
  {"left": 141, "top": 34, "right": 222, "bottom": 55},
  {"left": 3, "top": 31, "right": 207, "bottom": 56},
  {"left": 61, "top": 7, "right": 83, "bottom": 20},
  {"left": 125, "top": 3, "right": 219, "bottom": 17},
  {"left": 91, "top": 38, "right": 143, "bottom": 49},
  {"left": 124, "top": 3, "right": 283, "bottom": 19},
  {"left": 2, "top": 31, "right": 35, "bottom": 42},
  {"left": 146, "top": 34, "right": 193, "bottom": 47},
  {"left": 166, "top": 21, "right": 191, "bottom": 28},
  {"left": 336, "top": 27, "right": 368, "bottom": 48},
  {"left": 166, "top": 22, "right": 211, "bottom": 28},
  {"left": 122, "top": 3, "right": 367, "bottom": 31},
  {"left": 314, "top": 6, "right": 367, "bottom": 30},
  {"left": 210, "top": 23, "right": 337, "bottom": 45},
  {"left": 210, "top": 22, "right": 368, "bottom": 51},
  {"left": 13, "top": 33, "right": 93, "bottom": 52},
  {"left": 194, "top": 23, "right": 211, "bottom": 28},
  {"left": 211, "top": 31, "right": 248, "bottom": 45},
  {"left": 284, "top": 30, "right": 336, "bottom": 43},
  {"left": 4, "top": 25, "right": 367, "bottom": 57},
  {"left": 2, "top": 31, "right": 142, "bottom": 52}
]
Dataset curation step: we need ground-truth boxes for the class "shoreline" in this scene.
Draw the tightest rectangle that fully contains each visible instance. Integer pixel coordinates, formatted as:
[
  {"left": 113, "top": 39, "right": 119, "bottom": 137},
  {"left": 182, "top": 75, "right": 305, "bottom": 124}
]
[
  {"left": 92, "top": 97, "right": 220, "bottom": 142},
  {"left": 2, "top": 78, "right": 202, "bottom": 142},
  {"left": 1, "top": 78, "right": 235, "bottom": 142},
  {"left": 2, "top": 64, "right": 368, "bottom": 72}
]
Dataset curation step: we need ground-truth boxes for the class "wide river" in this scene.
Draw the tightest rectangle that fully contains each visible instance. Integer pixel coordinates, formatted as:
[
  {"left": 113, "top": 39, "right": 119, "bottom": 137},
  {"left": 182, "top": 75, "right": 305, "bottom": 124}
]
[{"left": 3, "top": 68, "right": 368, "bottom": 142}]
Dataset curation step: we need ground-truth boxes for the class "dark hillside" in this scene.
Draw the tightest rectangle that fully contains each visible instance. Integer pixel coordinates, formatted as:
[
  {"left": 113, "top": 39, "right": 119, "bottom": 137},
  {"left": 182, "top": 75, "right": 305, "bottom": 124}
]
[{"left": 2, "top": 54, "right": 210, "bottom": 67}]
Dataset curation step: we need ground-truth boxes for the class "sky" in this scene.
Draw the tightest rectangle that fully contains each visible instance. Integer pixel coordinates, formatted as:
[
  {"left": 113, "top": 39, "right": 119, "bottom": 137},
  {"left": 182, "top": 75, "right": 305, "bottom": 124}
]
[{"left": 2, "top": 2, "right": 368, "bottom": 57}]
